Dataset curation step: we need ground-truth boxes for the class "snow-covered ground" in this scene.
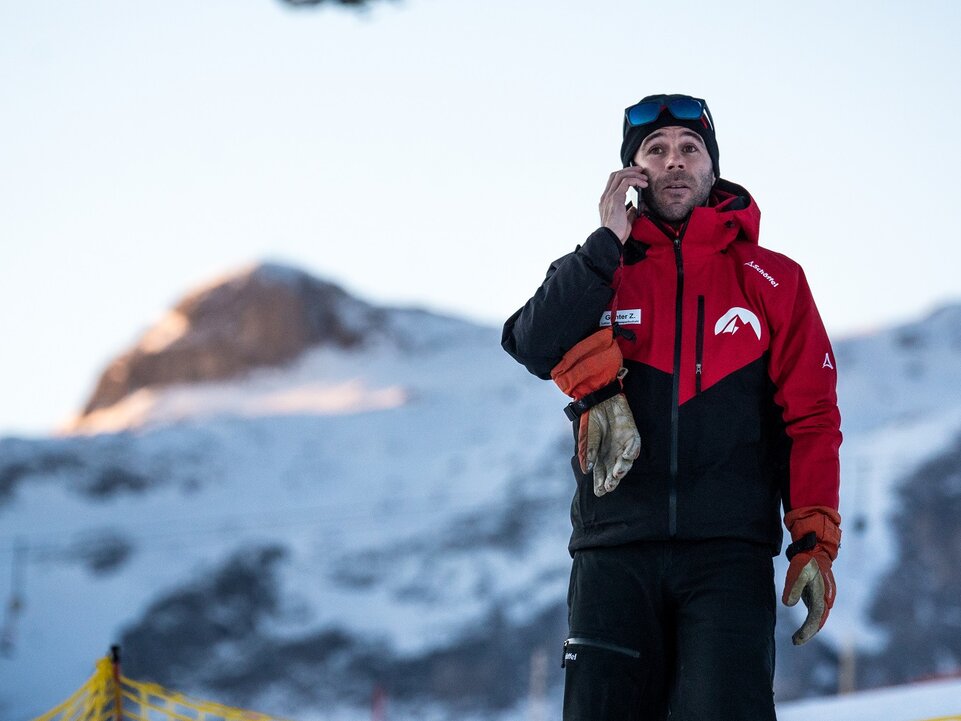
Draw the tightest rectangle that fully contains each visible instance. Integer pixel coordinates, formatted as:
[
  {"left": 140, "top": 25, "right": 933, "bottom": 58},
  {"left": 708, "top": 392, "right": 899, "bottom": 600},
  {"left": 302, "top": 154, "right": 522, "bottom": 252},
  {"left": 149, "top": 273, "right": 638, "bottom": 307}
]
[{"left": 778, "top": 676, "right": 961, "bottom": 721}]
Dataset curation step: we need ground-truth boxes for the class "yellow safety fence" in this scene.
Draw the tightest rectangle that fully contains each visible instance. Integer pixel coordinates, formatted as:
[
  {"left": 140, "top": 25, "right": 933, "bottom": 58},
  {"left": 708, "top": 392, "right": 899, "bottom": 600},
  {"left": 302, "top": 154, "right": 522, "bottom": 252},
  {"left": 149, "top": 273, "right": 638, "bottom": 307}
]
[{"left": 31, "top": 656, "right": 294, "bottom": 721}]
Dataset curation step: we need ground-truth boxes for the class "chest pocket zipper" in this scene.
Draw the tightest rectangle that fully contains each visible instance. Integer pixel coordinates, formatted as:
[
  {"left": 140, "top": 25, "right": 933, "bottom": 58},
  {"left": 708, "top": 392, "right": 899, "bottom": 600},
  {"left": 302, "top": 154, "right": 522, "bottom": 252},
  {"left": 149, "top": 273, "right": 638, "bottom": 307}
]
[
  {"left": 696, "top": 295, "right": 705, "bottom": 394},
  {"left": 562, "top": 637, "right": 642, "bottom": 667}
]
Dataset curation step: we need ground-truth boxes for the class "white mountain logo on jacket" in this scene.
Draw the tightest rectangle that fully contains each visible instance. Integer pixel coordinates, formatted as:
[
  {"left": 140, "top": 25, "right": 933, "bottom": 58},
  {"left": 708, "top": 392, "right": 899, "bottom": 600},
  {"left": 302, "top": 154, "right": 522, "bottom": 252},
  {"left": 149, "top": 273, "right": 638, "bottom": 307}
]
[{"left": 715, "top": 307, "right": 762, "bottom": 340}]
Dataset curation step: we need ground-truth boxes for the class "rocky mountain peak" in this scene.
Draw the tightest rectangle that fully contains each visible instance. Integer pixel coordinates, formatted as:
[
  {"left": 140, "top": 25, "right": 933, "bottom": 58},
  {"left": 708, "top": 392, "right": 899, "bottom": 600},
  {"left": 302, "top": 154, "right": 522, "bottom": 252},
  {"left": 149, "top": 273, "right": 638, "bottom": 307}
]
[{"left": 78, "top": 262, "right": 384, "bottom": 418}]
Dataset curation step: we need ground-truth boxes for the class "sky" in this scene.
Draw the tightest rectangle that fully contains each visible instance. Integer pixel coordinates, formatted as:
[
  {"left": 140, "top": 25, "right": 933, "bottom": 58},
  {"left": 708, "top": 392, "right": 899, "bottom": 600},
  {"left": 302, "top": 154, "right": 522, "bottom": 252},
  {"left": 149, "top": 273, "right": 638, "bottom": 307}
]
[{"left": 1, "top": 0, "right": 960, "bottom": 436}]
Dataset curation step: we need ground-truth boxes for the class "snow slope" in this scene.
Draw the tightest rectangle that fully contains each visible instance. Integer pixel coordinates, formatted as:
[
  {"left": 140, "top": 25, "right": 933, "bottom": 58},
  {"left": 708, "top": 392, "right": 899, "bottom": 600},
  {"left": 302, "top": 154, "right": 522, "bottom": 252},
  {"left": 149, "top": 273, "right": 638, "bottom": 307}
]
[
  {"left": 0, "top": 308, "right": 574, "bottom": 720},
  {"left": 821, "top": 304, "right": 961, "bottom": 652}
]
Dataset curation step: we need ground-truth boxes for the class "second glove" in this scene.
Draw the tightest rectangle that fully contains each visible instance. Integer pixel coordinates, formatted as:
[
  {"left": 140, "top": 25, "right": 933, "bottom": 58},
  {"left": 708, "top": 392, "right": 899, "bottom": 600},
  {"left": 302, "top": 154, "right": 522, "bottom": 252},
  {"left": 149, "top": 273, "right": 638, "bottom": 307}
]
[{"left": 782, "top": 505, "right": 841, "bottom": 645}]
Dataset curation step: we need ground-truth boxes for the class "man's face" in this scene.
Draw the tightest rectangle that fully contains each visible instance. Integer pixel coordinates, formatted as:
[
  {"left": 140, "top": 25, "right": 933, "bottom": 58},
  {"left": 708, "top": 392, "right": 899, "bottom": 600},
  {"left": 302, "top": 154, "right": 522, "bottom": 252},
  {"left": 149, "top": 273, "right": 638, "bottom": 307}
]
[{"left": 632, "top": 126, "right": 716, "bottom": 223}]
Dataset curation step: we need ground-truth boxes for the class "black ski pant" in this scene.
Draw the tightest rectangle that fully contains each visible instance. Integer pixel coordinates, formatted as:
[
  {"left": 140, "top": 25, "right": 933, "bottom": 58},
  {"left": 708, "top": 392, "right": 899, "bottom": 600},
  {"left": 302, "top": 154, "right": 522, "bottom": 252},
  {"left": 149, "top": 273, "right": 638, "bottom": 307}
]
[{"left": 562, "top": 539, "right": 777, "bottom": 721}]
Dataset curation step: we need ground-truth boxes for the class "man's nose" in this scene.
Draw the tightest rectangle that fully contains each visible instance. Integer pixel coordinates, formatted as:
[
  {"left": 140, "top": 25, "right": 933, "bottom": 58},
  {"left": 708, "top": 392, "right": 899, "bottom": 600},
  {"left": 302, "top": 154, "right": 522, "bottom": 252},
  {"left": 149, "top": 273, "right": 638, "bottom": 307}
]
[{"left": 666, "top": 148, "right": 685, "bottom": 170}]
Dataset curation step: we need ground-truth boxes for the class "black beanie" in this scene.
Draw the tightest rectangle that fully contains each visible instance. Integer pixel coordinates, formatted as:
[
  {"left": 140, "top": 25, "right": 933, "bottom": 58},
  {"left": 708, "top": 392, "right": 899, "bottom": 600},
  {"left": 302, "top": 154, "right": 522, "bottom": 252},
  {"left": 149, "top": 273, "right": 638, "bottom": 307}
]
[{"left": 620, "top": 94, "right": 720, "bottom": 177}]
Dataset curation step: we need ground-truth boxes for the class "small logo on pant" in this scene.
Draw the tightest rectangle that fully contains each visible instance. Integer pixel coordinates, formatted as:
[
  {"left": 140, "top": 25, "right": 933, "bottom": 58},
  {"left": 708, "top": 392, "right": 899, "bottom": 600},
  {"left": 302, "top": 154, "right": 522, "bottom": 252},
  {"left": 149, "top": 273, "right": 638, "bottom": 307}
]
[{"left": 564, "top": 651, "right": 577, "bottom": 662}]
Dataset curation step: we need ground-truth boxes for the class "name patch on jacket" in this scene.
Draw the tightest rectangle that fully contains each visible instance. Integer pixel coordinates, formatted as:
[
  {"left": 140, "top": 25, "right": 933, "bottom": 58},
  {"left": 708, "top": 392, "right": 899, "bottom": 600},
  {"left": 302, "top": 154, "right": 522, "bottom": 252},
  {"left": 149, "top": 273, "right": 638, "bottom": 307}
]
[{"left": 600, "top": 309, "right": 642, "bottom": 327}]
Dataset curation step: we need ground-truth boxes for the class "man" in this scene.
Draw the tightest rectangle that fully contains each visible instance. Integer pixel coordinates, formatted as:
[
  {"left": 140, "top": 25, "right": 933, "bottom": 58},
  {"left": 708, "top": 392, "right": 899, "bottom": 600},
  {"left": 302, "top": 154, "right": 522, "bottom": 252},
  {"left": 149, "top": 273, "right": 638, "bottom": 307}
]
[{"left": 502, "top": 94, "right": 842, "bottom": 720}]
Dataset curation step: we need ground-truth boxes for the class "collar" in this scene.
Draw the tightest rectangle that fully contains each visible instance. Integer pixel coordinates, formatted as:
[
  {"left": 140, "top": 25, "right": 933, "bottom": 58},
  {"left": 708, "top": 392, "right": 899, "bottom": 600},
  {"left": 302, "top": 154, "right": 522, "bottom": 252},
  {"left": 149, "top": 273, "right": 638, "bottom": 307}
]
[{"left": 628, "top": 179, "right": 761, "bottom": 255}]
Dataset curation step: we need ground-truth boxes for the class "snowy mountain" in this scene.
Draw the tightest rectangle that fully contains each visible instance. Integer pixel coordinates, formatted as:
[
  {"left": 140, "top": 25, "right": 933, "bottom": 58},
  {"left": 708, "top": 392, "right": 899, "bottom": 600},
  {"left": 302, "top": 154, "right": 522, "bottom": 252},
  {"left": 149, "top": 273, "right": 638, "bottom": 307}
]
[
  {"left": 1, "top": 264, "right": 960, "bottom": 721},
  {"left": 69, "top": 263, "right": 395, "bottom": 433}
]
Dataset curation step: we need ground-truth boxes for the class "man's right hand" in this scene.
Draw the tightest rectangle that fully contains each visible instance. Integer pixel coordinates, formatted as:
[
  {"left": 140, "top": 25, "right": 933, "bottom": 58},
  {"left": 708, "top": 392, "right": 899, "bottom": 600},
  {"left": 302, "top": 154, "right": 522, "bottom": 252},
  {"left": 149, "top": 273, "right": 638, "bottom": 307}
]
[{"left": 599, "top": 167, "right": 649, "bottom": 243}]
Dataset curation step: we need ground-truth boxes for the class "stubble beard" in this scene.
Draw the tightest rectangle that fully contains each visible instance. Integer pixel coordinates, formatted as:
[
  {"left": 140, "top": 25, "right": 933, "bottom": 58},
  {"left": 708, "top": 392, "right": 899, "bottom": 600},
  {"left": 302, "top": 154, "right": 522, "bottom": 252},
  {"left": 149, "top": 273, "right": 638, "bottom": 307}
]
[{"left": 642, "top": 168, "right": 715, "bottom": 224}]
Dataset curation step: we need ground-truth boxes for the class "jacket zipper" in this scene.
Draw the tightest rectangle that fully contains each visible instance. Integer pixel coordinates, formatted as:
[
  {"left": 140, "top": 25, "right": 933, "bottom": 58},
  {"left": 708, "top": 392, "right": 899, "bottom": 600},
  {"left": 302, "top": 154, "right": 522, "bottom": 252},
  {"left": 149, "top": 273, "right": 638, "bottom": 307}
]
[
  {"left": 669, "top": 232, "right": 686, "bottom": 538},
  {"left": 562, "top": 637, "right": 641, "bottom": 668},
  {"left": 696, "top": 295, "right": 705, "bottom": 395}
]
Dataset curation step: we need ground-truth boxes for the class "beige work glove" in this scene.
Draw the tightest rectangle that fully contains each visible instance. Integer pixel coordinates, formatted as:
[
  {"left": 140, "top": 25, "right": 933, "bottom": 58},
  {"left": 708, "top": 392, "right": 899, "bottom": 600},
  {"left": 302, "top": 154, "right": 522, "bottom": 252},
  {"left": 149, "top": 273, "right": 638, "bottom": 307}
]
[
  {"left": 782, "top": 506, "right": 841, "bottom": 645},
  {"left": 577, "top": 372, "right": 641, "bottom": 496},
  {"left": 550, "top": 330, "right": 640, "bottom": 495}
]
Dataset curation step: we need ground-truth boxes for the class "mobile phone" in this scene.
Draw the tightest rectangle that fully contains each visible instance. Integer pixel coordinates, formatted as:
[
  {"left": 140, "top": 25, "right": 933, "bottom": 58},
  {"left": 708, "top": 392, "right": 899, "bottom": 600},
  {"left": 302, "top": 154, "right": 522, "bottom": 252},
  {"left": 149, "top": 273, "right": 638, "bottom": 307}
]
[{"left": 627, "top": 185, "right": 641, "bottom": 211}]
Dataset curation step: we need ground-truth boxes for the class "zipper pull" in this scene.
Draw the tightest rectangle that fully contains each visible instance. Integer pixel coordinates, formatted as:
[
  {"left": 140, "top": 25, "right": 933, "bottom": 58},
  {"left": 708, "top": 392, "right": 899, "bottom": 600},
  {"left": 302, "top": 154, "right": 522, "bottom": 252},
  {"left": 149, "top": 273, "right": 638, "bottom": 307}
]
[
  {"left": 696, "top": 363, "right": 702, "bottom": 376},
  {"left": 612, "top": 321, "right": 636, "bottom": 342}
]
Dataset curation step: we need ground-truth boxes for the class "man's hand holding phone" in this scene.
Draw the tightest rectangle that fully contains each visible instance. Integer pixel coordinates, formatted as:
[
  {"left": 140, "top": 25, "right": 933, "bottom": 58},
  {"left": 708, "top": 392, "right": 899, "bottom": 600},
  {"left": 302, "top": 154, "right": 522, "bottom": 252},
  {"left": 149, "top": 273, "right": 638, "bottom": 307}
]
[{"left": 599, "top": 167, "right": 648, "bottom": 244}]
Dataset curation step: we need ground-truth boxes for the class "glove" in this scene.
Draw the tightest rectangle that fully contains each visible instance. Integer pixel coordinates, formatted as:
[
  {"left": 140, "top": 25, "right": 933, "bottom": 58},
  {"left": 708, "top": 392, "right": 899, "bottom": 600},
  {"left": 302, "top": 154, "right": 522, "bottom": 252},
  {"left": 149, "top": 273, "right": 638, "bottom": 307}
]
[
  {"left": 577, "top": 380, "right": 641, "bottom": 496},
  {"left": 781, "top": 506, "right": 841, "bottom": 645},
  {"left": 551, "top": 329, "right": 641, "bottom": 497}
]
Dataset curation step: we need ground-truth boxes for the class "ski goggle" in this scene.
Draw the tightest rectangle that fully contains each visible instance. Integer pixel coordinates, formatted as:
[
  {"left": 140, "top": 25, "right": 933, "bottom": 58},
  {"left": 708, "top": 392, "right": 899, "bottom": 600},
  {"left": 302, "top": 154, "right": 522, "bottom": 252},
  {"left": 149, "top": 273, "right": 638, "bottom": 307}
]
[{"left": 624, "top": 96, "right": 714, "bottom": 132}]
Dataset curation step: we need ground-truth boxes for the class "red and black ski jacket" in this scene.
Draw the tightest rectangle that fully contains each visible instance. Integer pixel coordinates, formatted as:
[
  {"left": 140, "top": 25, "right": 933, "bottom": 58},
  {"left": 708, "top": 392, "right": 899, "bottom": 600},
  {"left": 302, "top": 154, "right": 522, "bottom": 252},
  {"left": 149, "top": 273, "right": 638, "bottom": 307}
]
[{"left": 502, "top": 179, "right": 842, "bottom": 554}]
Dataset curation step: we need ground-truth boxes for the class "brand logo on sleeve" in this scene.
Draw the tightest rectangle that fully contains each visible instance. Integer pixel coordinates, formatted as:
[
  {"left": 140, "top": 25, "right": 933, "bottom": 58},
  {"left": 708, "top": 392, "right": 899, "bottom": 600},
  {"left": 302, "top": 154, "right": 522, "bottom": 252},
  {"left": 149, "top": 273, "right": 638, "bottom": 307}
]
[
  {"left": 822, "top": 353, "right": 834, "bottom": 369},
  {"left": 599, "top": 309, "right": 642, "bottom": 327},
  {"left": 715, "top": 307, "right": 762, "bottom": 340},
  {"left": 744, "top": 260, "right": 779, "bottom": 288}
]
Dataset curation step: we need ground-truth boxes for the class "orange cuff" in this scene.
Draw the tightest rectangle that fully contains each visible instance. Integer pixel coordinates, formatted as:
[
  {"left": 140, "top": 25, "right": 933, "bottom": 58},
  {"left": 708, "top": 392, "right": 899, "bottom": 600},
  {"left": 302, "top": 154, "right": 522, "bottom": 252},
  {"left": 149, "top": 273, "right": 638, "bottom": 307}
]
[
  {"left": 784, "top": 505, "right": 841, "bottom": 559},
  {"left": 550, "top": 329, "right": 623, "bottom": 400}
]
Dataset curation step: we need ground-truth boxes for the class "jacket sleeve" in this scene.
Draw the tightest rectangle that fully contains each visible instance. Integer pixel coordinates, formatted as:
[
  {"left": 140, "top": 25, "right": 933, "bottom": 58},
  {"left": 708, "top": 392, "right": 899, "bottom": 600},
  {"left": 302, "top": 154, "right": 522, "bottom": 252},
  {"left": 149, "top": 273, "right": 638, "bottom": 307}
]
[
  {"left": 768, "top": 267, "right": 842, "bottom": 512},
  {"left": 501, "top": 227, "right": 623, "bottom": 379}
]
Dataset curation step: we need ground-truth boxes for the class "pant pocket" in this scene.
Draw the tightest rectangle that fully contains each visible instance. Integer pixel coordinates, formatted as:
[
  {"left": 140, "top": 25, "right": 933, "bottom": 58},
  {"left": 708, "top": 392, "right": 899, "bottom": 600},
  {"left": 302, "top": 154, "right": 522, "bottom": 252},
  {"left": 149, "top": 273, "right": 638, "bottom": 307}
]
[{"left": 562, "top": 636, "right": 641, "bottom": 668}]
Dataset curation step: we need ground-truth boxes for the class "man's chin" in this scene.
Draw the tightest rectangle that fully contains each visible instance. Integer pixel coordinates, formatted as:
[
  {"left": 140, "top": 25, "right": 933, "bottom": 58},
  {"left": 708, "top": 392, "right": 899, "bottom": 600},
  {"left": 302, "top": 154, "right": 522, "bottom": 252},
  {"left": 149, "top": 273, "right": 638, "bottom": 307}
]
[{"left": 651, "top": 202, "right": 695, "bottom": 224}]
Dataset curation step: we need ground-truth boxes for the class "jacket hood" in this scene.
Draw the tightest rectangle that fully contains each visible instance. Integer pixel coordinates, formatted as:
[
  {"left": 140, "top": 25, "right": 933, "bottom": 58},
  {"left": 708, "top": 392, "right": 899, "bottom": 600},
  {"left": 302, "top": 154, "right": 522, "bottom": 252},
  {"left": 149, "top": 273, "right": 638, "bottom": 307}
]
[{"left": 630, "top": 178, "right": 761, "bottom": 252}]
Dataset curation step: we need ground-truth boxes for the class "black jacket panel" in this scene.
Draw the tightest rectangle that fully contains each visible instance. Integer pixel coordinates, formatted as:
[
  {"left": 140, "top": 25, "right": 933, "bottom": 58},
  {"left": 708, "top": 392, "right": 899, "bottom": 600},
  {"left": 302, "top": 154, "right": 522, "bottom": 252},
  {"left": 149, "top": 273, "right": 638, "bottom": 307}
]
[
  {"left": 502, "top": 227, "right": 622, "bottom": 379},
  {"left": 567, "top": 356, "right": 788, "bottom": 553}
]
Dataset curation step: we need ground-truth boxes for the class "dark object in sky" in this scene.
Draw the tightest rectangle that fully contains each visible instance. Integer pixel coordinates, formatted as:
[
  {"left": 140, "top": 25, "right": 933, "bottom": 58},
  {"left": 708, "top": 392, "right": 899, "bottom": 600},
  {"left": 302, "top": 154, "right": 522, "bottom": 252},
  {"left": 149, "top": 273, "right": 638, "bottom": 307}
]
[{"left": 279, "top": 0, "right": 380, "bottom": 6}]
